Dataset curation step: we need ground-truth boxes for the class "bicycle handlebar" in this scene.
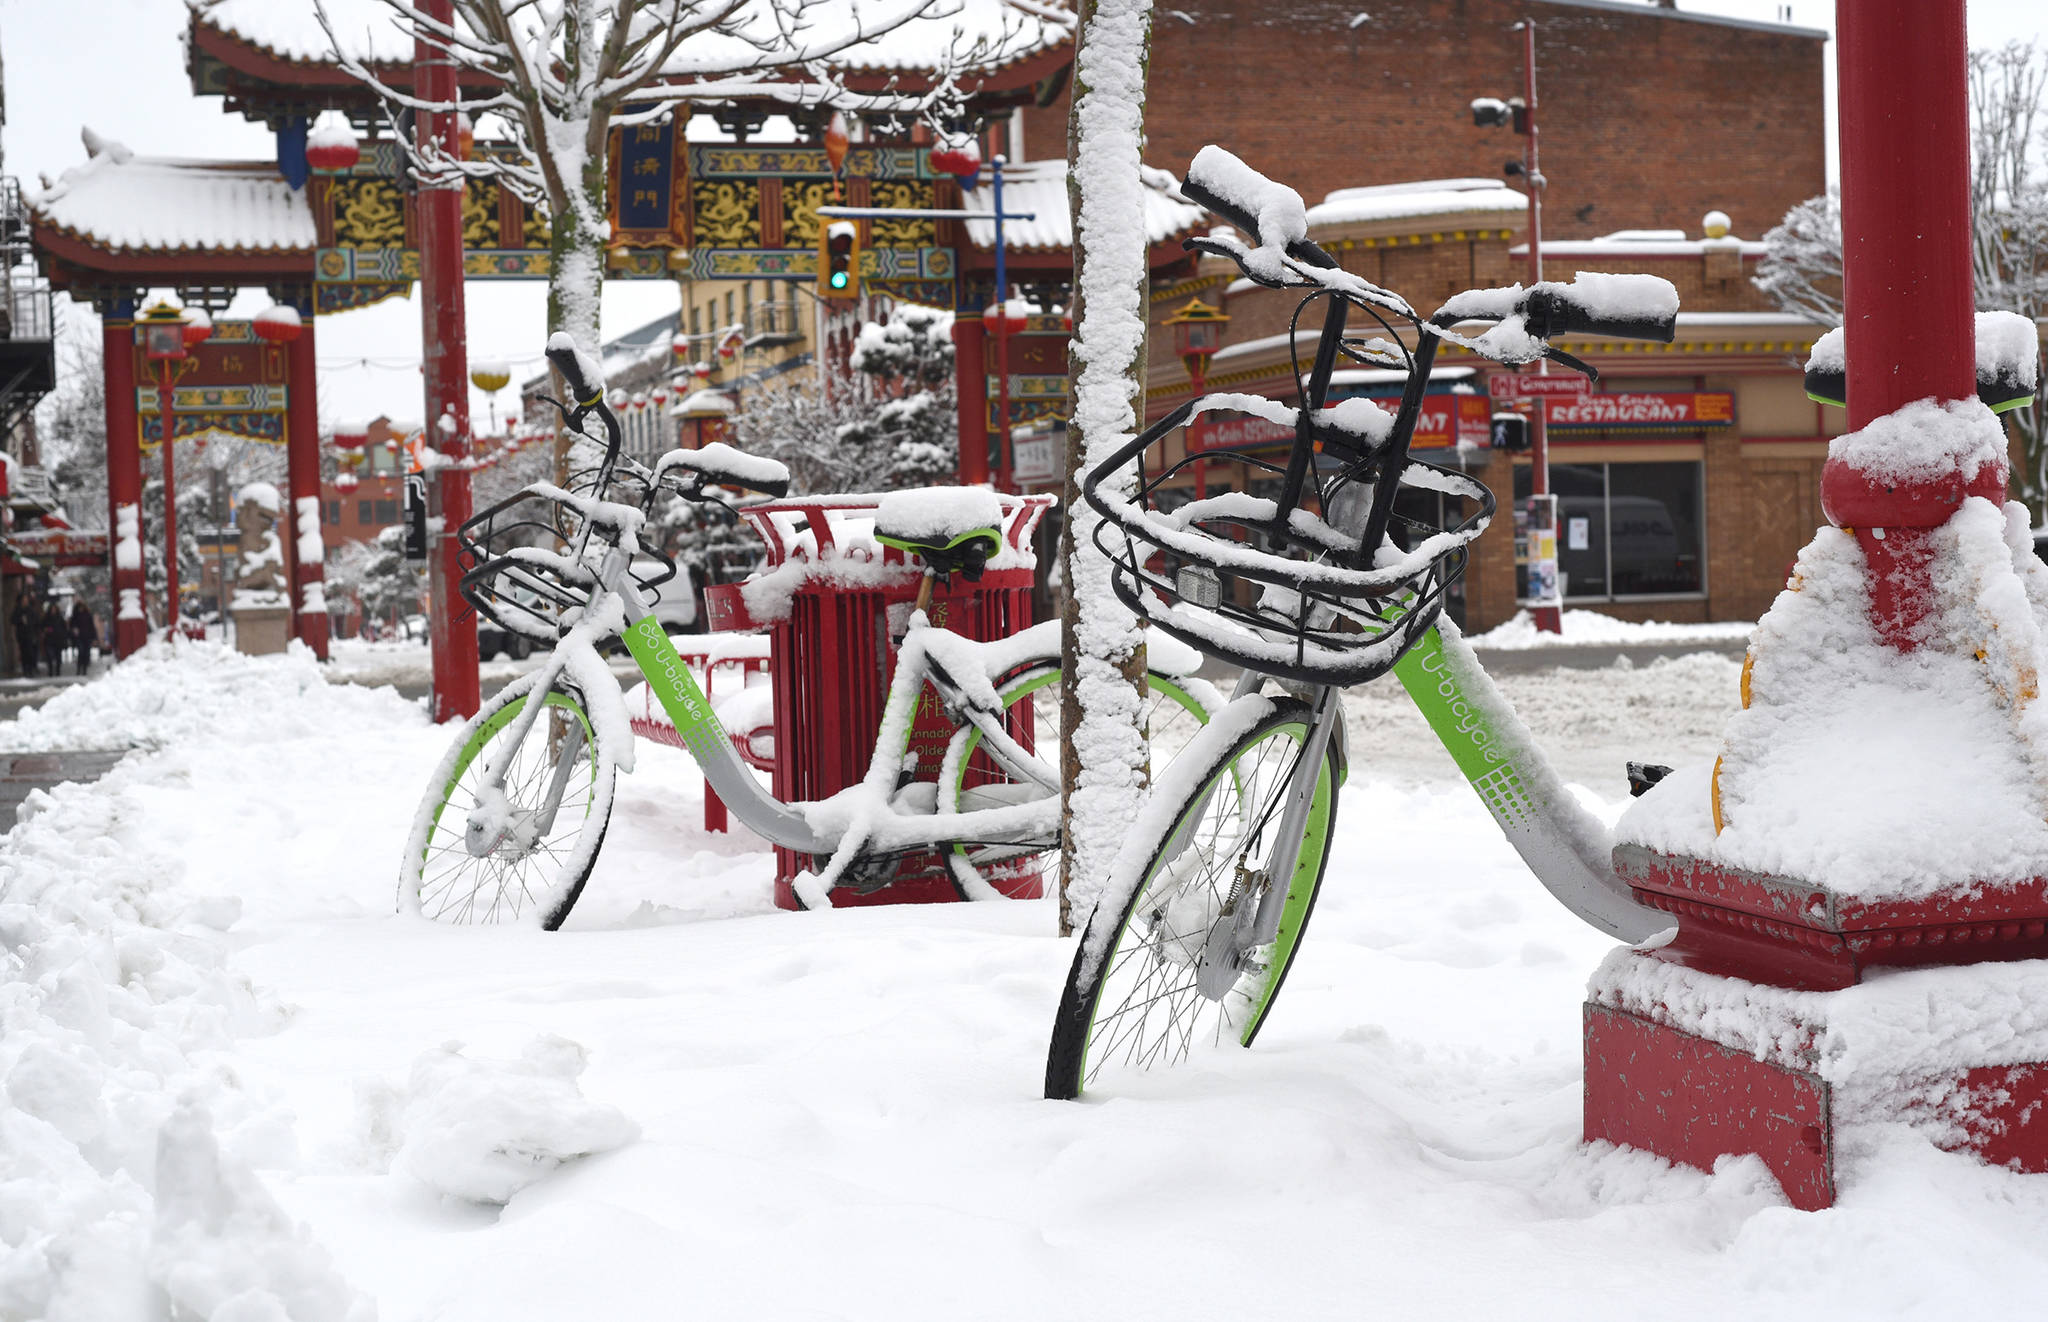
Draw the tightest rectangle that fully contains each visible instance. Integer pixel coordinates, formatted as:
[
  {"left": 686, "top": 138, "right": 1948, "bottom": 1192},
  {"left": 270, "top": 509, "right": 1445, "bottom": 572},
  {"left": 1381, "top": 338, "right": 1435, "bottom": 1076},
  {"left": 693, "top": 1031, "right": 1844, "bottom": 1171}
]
[
  {"left": 544, "top": 333, "right": 622, "bottom": 467},
  {"left": 1517, "top": 284, "right": 1678, "bottom": 345},
  {"left": 1175, "top": 175, "right": 1339, "bottom": 272}
]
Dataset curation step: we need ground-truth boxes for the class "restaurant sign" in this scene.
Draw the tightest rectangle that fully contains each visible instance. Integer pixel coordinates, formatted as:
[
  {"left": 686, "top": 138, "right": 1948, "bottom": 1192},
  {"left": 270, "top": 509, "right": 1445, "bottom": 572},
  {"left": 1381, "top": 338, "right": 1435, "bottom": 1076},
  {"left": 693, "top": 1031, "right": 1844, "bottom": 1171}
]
[
  {"left": 1543, "top": 391, "right": 1735, "bottom": 432},
  {"left": 1187, "top": 392, "right": 1489, "bottom": 455}
]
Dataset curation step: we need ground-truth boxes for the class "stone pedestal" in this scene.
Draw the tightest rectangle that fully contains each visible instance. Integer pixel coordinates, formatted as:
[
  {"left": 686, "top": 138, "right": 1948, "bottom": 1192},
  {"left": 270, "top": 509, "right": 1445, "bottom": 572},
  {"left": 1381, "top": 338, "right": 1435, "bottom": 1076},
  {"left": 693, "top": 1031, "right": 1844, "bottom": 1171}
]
[{"left": 232, "top": 603, "right": 291, "bottom": 656}]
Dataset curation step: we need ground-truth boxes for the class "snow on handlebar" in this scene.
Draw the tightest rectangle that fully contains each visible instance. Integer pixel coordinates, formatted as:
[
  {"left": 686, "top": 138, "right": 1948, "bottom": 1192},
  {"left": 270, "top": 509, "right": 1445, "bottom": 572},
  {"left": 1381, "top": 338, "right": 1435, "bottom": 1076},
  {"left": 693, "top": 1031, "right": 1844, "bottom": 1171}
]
[{"left": 651, "top": 443, "right": 791, "bottom": 499}]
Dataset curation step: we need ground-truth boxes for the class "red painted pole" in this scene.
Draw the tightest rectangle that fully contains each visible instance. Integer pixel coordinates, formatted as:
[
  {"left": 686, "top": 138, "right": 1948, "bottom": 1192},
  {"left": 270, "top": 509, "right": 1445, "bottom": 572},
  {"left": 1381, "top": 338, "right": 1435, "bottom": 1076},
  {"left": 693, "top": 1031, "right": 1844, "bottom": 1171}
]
[
  {"left": 953, "top": 315, "right": 989, "bottom": 485},
  {"left": 102, "top": 306, "right": 146, "bottom": 658},
  {"left": 418, "top": 0, "right": 478, "bottom": 721},
  {"left": 285, "top": 302, "right": 329, "bottom": 659},
  {"left": 1822, "top": 0, "right": 1985, "bottom": 648},
  {"left": 157, "top": 363, "right": 180, "bottom": 634},
  {"left": 1521, "top": 18, "right": 1560, "bottom": 636}
]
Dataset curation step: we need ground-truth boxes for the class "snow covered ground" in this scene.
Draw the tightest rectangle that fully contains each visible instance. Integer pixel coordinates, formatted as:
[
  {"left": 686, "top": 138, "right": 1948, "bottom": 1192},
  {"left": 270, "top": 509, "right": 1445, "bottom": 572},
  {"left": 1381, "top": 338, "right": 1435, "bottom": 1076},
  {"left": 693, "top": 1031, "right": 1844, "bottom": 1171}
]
[
  {"left": 10, "top": 639, "right": 2048, "bottom": 1319},
  {"left": 1470, "top": 608, "right": 1755, "bottom": 650}
]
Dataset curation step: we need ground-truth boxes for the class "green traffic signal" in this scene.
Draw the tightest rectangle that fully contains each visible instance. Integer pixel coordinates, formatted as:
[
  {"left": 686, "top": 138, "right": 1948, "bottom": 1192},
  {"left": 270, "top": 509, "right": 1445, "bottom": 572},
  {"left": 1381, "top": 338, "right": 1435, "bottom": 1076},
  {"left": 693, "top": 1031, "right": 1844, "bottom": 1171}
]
[{"left": 830, "top": 270, "right": 849, "bottom": 290}]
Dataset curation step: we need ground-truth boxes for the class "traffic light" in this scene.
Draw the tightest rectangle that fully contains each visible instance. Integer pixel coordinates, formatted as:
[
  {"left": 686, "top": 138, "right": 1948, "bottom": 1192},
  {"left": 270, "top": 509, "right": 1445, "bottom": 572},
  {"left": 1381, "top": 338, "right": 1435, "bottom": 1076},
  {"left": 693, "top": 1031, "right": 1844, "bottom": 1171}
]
[
  {"left": 817, "top": 220, "right": 860, "bottom": 299},
  {"left": 1490, "top": 411, "right": 1531, "bottom": 453}
]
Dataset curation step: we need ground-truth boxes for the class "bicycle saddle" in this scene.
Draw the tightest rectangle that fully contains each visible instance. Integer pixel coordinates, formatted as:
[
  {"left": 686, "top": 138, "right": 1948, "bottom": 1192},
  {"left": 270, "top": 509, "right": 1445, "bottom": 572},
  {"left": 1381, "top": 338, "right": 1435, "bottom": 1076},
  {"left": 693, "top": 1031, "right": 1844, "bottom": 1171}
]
[{"left": 874, "top": 487, "right": 1007, "bottom": 581}]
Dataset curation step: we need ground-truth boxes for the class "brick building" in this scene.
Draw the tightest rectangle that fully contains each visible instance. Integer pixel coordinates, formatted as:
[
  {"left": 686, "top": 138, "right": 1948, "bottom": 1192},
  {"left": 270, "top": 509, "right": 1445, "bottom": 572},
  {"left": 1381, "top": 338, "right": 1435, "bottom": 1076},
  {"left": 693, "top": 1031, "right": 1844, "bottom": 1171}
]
[
  {"left": 1020, "top": 0, "right": 1827, "bottom": 243},
  {"left": 1131, "top": 179, "right": 1844, "bottom": 632}
]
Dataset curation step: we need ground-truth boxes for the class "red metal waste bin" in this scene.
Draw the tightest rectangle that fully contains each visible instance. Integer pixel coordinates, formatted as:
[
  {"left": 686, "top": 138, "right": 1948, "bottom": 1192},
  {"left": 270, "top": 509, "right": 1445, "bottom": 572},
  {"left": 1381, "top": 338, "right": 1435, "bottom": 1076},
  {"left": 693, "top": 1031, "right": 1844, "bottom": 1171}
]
[{"left": 704, "top": 492, "right": 1057, "bottom": 908}]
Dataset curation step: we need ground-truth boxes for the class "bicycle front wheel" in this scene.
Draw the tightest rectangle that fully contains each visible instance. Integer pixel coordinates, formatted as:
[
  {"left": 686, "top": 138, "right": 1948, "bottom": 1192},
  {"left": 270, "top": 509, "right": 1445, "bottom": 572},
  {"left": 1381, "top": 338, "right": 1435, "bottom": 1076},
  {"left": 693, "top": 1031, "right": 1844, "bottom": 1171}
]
[
  {"left": 940, "top": 665, "right": 1217, "bottom": 899},
  {"left": 400, "top": 681, "right": 615, "bottom": 929},
  {"left": 1045, "top": 695, "right": 1338, "bottom": 1099}
]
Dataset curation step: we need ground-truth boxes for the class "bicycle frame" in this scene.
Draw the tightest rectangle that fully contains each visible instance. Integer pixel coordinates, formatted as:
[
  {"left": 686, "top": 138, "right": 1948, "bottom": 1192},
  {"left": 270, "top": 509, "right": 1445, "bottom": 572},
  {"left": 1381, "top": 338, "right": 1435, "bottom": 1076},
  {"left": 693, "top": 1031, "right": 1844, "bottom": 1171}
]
[{"left": 467, "top": 542, "right": 1081, "bottom": 878}]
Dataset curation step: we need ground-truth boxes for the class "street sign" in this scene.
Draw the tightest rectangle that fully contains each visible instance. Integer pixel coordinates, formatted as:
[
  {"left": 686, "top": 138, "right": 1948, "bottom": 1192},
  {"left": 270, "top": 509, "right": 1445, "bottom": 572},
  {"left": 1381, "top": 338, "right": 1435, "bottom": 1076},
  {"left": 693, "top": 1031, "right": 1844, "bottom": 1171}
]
[
  {"left": 1489, "top": 372, "right": 1592, "bottom": 401},
  {"left": 402, "top": 474, "right": 429, "bottom": 563}
]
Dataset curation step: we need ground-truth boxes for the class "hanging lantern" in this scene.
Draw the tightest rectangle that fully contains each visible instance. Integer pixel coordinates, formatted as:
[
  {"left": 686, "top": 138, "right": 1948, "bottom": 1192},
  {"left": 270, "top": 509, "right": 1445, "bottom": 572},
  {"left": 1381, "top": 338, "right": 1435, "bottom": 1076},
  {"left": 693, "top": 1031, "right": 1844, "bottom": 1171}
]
[
  {"left": 334, "top": 470, "right": 360, "bottom": 493},
  {"left": 650, "top": 385, "right": 671, "bottom": 408},
  {"left": 692, "top": 360, "right": 713, "bottom": 380},
  {"left": 607, "top": 388, "right": 628, "bottom": 410},
  {"left": 823, "top": 111, "right": 850, "bottom": 177},
  {"left": 470, "top": 359, "right": 511, "bottom": 393},
  {"left": 333, "top": 418, "right": 369, "bottom": 451},
  {"left": 671, "top": 332, "right": 689, "bottom": 359},
  {"left": 252, "top": 304, "right": 302, "bottom": 344},
  {"left": 982, "top": 300, "right": 1029, "bottom": 336},
  {"left": 305, "top": 113, "right": 361, "bottom": 172},
  {"left": 631, "top": 391, "right": 649, "bottom": 412},
  {"left": 928, "top": 136, "right": 981, "bottom": 188},
  {"left": 456, "top": 111, "right": 476, "bottom": 161},
  {"left": 181, "top": 307, "right": 213, "bottom": 346},
  {"left": 384, "top": 437, "right": 400, "bottom": 455}
]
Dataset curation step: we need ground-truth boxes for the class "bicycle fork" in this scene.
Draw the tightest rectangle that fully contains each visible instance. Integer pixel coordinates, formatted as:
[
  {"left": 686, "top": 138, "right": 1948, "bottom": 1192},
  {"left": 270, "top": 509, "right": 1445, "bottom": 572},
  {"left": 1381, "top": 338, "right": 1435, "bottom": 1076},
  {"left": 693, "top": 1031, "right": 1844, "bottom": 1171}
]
[{"left": 1194, "top": 683, "right": 1342, "bottom": 1000}]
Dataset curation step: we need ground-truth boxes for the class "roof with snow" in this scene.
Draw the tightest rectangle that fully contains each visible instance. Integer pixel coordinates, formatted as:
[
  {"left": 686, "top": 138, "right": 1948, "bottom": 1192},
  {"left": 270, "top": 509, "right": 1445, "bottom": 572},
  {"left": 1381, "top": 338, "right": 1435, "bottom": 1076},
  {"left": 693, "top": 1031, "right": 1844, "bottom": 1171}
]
[
  {"left": 30, "top": 134, "right": 314, "bottom": 256},
  {"left": 191, "top": 0, "right": 1073, "bottom": 83},
  {"left": 961, "top": 160, "right": 1205, "bottom": 252},
  {"left": 1518, "top": 228, "right": 1768, "bottom": 259},
  {"left": 1305, "top": 179, "right": 1529, "bottom": 229}
]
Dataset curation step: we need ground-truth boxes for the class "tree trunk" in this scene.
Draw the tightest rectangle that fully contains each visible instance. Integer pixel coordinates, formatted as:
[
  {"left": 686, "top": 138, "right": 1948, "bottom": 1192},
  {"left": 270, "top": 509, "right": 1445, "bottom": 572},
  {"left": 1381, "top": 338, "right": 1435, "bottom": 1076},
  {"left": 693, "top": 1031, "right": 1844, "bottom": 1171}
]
[
  {"left": 548, "top": 139, "right": 612, "bottom": 482},
  {"left": 1057, "top": 0, "right": 1155, "bottom": 936}
]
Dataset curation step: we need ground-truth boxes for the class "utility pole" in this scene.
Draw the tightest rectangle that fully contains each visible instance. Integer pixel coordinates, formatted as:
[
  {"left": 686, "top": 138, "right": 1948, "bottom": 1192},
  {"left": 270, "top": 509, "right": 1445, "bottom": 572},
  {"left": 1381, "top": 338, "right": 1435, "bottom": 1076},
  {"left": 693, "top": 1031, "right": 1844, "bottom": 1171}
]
[{"left": 1517, "top": 17, "right": 1561, "bottom": 635}]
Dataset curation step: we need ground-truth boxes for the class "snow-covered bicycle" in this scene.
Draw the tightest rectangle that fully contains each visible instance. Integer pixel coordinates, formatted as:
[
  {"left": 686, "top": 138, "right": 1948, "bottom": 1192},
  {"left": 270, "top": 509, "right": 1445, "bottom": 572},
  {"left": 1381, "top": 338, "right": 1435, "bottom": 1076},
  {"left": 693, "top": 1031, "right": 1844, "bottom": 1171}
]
[
  {"left": 1045, "top": 148, "right": 1681, "bottom": 1099},
  {"left": 401, "top": 336, "right": 1219, "bottom": 928}
]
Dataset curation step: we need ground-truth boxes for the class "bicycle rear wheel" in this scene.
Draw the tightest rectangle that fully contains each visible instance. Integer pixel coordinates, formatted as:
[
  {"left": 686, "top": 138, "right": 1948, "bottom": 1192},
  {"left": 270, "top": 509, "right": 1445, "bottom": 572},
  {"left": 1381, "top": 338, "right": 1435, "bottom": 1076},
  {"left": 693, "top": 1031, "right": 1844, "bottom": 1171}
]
[
  {"left": 1044, "top": 695, "right": 1338, "bottom": 1099},
  {"left": 940, "top": 665, "right": 1216, "bottom": 899},
  {"left": 400, "top": 681, "right": 615, "bottom": 929}
]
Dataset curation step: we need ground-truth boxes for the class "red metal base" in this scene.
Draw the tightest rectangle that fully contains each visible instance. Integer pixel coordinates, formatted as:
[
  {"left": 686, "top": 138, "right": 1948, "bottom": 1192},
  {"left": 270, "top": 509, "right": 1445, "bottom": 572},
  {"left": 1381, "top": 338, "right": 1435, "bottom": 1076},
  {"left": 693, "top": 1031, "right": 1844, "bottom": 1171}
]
[
  {"left": 1615, "top": 844, "right": 2048, "bottom": 990},
  {"left": 1585, "top": 1000, "right": 2048, "bottom": 1210}
]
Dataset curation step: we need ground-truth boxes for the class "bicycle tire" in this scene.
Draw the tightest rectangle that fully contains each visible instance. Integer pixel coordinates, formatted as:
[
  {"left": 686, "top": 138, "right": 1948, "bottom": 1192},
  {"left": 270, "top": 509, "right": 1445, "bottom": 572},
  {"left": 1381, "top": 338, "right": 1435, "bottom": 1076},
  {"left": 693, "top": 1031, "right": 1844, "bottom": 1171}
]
[
  {"left": 939, "top": 665, "right": 1217, "bottom": 900},
  {"left": 1044, "top": 695, "right": 1338, "bottom": 1099},
  {"left": 399, "top": 680, "right": 615, "bottom": 929}
]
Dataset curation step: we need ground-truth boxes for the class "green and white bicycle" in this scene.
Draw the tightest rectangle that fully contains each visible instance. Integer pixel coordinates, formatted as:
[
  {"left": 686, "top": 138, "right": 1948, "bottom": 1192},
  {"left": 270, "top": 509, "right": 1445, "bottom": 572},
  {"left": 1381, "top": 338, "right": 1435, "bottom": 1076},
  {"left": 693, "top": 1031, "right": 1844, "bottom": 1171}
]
[
  {"left": 1044, "top": 148, "right": 1679, "bottom": 1099},
  {"left": 401, "top": 335, "right": 1220, "bottom": 929}
]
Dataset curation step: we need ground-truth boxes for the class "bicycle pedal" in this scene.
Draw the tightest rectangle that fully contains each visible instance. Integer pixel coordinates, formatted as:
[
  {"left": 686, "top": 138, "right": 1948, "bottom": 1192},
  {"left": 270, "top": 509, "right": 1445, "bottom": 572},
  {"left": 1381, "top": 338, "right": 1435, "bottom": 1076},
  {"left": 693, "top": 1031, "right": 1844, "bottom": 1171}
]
[{"left": 1626, "top": 762, "right": 1673, "bottom": 797}]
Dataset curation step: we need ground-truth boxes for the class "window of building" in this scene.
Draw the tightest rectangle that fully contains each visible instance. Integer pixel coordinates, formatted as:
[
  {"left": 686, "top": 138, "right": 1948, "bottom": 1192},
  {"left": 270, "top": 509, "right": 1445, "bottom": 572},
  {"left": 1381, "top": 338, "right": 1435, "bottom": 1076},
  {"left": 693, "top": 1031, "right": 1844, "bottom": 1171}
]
[
  {"left": 743, "top": 281, "right": 754, "bottom": 334},
  {"left": 325, "top": 500, "right": 340, "bottom": 525},
  {"left": 374, "top": 499, "right": 399, "bottom": 524},
  {"left": 724, "top": 290, "right": 735, "bottom": 325},
  {"left": 690, "top": 304, "right": 701, "bottom": 338},
  {"left": 1513, "top": 460, "right": 1704, "bottom": 599},
  {"left": 357, "top": 500, "right": 372, "bottom": 523}
]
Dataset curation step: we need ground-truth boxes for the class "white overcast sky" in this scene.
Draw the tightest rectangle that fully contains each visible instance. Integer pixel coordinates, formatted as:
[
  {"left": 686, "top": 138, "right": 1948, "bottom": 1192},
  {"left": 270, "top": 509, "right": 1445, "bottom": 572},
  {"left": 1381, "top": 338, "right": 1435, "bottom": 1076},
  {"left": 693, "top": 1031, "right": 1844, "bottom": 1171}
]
[{"left": 0, "top": 0, "right": 2044, "bottom": 430}]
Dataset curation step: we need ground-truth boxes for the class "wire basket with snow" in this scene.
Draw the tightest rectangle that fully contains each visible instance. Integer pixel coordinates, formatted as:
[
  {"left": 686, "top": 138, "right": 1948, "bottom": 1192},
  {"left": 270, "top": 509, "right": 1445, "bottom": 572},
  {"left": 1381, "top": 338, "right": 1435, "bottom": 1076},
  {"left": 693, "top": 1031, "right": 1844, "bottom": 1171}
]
[{"left": 456, "top": 487, "right": 678, "bottom": 644}]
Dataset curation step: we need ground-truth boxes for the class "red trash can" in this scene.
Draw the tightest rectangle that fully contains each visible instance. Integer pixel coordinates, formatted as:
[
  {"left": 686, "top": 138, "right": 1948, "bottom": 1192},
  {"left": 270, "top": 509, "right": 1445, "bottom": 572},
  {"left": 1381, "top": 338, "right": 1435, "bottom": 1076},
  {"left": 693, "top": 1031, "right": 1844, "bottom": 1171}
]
[{"left": 704, "top": 492, "right": 1057, "bottom": 908}]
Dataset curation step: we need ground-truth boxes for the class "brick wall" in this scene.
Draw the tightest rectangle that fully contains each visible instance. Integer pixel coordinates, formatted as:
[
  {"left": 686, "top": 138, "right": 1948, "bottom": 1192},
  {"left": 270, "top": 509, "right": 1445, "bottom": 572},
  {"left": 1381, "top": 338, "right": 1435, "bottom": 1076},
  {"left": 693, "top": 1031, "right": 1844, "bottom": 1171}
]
[{"left": 1027, "top": 0, "right": 1826, "bottom": 241}]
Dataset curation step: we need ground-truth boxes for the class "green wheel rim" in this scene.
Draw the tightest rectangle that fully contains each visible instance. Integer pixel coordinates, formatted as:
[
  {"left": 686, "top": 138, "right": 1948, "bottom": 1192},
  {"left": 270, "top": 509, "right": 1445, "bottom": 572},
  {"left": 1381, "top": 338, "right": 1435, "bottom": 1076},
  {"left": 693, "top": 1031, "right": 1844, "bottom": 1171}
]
[
  {"left": 1078, "top": 715, "right": 1335, "bottom": 1090},
  {"left": 418, "top": 689, "right": 599, "bottom": 923}
]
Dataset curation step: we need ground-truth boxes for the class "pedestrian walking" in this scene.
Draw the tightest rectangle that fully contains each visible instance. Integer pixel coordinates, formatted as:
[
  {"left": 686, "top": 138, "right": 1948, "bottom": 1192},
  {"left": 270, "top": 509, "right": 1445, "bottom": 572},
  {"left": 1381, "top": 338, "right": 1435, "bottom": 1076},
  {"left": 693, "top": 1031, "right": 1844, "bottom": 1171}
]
[
  {"left": 10, "top": 593, "right": 37, "bottom": 677},
  {"left": 68, "top": 600, "right": 97, "bottom": 676},
  {"left": 39, "top": 600, "right": 66, "bottom": 678}
]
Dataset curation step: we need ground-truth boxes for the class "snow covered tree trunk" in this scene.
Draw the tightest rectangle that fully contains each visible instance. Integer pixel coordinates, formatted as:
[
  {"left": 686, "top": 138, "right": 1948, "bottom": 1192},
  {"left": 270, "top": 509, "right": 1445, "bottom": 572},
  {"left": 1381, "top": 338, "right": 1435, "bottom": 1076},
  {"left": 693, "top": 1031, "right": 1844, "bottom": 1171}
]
[
  {"left": 1056, "top": 0, "right": 1154, "bottom": 936},
  {"left": 546, "top": 138, "right": 610, "bottom": 482}
]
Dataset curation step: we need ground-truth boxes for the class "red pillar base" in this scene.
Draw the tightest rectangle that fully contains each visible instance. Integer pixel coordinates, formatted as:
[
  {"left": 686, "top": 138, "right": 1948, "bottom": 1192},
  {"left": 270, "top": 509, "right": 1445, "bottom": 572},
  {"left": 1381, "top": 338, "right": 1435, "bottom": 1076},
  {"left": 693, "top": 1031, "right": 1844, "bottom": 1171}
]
[{"left": 1584, "top": 952, "right": 2048, "bottom": 1210}]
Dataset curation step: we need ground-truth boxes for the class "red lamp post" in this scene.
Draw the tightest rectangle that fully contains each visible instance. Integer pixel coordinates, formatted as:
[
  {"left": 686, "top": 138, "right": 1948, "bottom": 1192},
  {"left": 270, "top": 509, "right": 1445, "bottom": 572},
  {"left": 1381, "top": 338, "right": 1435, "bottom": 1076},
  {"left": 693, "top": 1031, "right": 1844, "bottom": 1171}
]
[
  {"left": 1162, "top": 297, "right": 1230, "bottom": 499},
  {"left": 982, "top": 298, "right": 1029, "bottom": 490},
  {"left": 139, "top": 301, "right": 203, "bottom": 633}
]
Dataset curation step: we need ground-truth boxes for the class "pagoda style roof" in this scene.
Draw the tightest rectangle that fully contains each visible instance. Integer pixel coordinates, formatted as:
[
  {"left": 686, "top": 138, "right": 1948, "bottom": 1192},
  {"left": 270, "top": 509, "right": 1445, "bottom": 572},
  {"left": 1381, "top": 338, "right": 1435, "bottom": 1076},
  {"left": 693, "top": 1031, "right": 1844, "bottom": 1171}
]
[
  {"left": 31, "top": 135, "right": 314, "bottom": 257},
  {"left": 188, "top": 0, "right": 1074, "bottom": 114},
  {"left": 961, "top": 160, "right": 1204, "bottom": 253}
]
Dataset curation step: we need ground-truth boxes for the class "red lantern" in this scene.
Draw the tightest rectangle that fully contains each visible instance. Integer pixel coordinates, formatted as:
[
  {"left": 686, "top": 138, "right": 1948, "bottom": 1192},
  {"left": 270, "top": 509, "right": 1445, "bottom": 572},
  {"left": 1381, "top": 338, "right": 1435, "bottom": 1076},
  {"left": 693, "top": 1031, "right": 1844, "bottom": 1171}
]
[
  {"left": 456, "top": 111, "right": 476, "bottom": 162},
  {"left": 982, "top": 301, "right": 1029, "bottom": 336},
  {"left": 305, "top": 116, "right": 361, "bottom": 172},
  {"left": 333, "top": 419, "right": 369, "bottom": 451},
  {"left": 334, "top": 471, "right": 360, "bottom": 493},
  {"left": 824, "top": 112, "right": 850, "bottom": 177},
  {"left": 650, "top": 386, "right": 671, "bottom": 407},
  {"left": 252, "top": 304, "right": 303, "bottom": 344},
  {"left": 181, "top": 308, "right": 213, "bottom": 346},
  {"left": 671, "top": 332, "right": 689, "bottom": 359},
  {"left": 692, "top": 361, "right": 712, "bottom": 380},
  {"left": 384, "top": 438, "right": 400, "bottom": 454}
]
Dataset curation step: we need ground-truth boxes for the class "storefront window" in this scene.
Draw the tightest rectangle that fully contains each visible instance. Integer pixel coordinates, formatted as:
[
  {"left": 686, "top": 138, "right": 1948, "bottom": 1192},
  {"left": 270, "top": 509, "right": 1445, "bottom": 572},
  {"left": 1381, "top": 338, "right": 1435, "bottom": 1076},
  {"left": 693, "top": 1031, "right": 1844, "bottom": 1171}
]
[{"left": 1514, "top": 461, "right": 1703, "bottom": 599}]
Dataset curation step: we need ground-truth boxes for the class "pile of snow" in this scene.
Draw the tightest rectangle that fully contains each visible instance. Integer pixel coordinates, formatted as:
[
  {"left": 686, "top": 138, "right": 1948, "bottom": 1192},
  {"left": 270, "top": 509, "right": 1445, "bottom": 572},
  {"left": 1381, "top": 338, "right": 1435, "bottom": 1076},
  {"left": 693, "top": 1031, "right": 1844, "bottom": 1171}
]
[
  {"left": 1470, "top": 609, "right": 1753, "bottom": 651},
  {"left": 364, "top": 1037, "right": 638, "bottom": 1205},
  {"left": 1827, "top": 396, "right": 2007, "bottom": 487},
  {"left": 1620, "top": 496, "right": 2048, "bottom": 895},
  {"left": 0, "top": 640, "right": 406, "bottom": 753},
  {"left": 0, "top": 645, "right": 406, "bottom": 1319}
]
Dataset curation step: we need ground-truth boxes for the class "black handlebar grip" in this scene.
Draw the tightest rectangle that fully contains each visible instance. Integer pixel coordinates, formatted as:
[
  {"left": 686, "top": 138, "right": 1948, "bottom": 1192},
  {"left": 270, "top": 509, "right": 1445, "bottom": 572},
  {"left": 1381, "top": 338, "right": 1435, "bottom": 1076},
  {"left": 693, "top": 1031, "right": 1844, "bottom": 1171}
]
[
  {"left": 1177, "top": 176, "right": 1338, "bottom": 272},
  {"left": 1521, "top": 287, "right": 1677, "bottom": 344},
  {"left": 544, "top": 337, "right": 604, "bottom": 409}
]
